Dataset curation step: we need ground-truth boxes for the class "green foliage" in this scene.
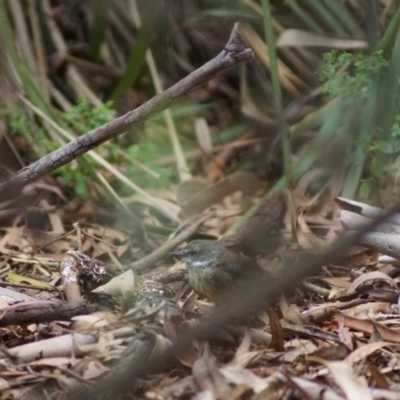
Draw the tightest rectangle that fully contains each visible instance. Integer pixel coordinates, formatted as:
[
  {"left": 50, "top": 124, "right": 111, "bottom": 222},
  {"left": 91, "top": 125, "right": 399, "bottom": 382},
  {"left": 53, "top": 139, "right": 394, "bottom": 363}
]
[
  {"left": 318, "top": 50, "right": 388, "bottom": 98},
  {"left": 57, "top": 98, "right": 117, "bottom": 199},
  {"left": 125, "top": 131, "right": 174, "bottom": 190},
  {"left": 63, "top": 98, "right": 116, "bottom": 133},
  {"left": 110, "top": 27, "right": 150, "bottom": 100},
  {"left": 369, "top": 155, "right": 385, "bottom": 178},
  {"left": 316, "top": 49, "right": 400, "bottom": 198},
  {"left": 390, "top": 113, "right": 400, "bottom": 141},
  {"left": 0, "top": 108, "right": 30, "bottom": 133},
  {"left": 1, "top": 99, "right": 188, "bottom": 198},
  {"left": 0, "top": 108, "right": 58, "bottom": 157},
  {"left": 60, "top": 160, "right": 91, "bottom": 199},
  {"left": 62, "top": 99, "right": 179, "bottom": 196},
  {"left": 359, "top": 178, "right": 374, "bottom": 199}
]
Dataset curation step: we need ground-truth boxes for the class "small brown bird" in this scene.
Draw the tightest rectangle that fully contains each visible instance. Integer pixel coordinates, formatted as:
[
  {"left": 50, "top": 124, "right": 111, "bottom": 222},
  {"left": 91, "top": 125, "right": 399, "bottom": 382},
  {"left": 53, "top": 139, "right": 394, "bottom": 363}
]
[{"left": 169, "top": 239, "right": 272, "bottom": 304}]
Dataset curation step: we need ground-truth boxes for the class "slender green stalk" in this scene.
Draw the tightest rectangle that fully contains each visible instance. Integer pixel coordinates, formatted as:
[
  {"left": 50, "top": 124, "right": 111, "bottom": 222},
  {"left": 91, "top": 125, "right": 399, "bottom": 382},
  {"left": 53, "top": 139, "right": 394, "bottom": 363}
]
[
  {"left": 365, "top": 0, "right": 379, "bottom": 50},
  {"left": 321, "top": 0, "right": 364, "bottom": 37},
  {"left": 377, "top": 6, "right": 400, "bottom": 51},
  {"left": 260, "top": 0, "right": 296, "bottom": 236},
  {"left": 88, "top": 0, "right": 110, "bottom": 59},
  {"left": 110, "top": 27, "right": 150, "bottom": 100},
  {"left": 303, "top": 0, "right": 347, "bottom": 36},
  {"left": 286, "top": 0, "right": 323, "bottom": 33}
]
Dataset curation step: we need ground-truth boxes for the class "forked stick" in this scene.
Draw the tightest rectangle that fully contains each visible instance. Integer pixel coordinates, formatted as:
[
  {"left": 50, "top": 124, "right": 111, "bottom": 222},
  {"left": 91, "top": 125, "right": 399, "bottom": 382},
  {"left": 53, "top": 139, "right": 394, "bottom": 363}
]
[{"left": 0, "top": 23, "right": 253, "bottom": 201}]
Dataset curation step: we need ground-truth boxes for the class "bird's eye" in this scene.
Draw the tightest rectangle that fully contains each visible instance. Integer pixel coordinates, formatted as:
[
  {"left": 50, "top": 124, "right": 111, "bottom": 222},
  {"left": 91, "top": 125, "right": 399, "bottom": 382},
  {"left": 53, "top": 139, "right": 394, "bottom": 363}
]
[{"left": 191, "top": 250, "right": 198, "bottom": 256}]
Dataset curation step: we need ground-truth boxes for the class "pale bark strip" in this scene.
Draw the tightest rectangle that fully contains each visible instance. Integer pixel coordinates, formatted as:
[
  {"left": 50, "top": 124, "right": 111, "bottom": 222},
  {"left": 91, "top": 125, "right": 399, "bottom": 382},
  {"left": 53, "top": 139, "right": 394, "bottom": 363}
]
[
  {"left": 337, "top": 198, "right": 400, "bottom": 260},
  {"left": 0, "top": 23, "right": 253, "bottom": 201},
  {"left": 335, "top": 197, "right": 400, "bottom": 226},
  {"left": 3, "top": 327, "right": 135, "bottom": 363},
  {"left": 340, "top": 210, "right": 400, "bottom": 234},
  {"left": 358, "top": 231, "right": 400, "bottom": 260}
]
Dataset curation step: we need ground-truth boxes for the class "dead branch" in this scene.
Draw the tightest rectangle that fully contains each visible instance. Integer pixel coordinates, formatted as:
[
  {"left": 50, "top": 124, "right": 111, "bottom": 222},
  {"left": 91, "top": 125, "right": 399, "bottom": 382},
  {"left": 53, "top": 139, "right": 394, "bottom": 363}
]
[
  {"left": 0, "top": 301, "right": 94, "bottom": 328},
  {"left": 337, "top": 197, "right": 400, "bottom": 261},
  {"left": 335, "top": 197, "right": 400, "bottom": 226},
  {"left": 0, "top": 23, "right": 253, "bottom": 201}
]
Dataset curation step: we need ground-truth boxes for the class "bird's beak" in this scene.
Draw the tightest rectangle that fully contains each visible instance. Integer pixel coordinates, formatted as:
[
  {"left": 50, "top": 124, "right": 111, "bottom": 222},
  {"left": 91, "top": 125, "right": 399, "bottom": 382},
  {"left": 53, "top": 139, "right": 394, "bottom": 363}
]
[{"left": 168, "top": 249, "right": 185, "bottom": 258}]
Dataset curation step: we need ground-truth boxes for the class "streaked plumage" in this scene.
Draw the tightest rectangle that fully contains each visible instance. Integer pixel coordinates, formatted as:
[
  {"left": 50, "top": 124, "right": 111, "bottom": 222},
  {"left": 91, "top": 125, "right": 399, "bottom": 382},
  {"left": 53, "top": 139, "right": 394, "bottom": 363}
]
[{"left": 169, "top": 239, "right": 272, "bottom": 304}]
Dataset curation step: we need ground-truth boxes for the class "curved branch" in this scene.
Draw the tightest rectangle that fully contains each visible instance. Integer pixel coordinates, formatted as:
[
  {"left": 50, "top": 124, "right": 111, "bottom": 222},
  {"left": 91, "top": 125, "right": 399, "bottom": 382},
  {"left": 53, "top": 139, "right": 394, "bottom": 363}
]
[{"left": 0, "top": 23, "right": 253, "bottom": 201}]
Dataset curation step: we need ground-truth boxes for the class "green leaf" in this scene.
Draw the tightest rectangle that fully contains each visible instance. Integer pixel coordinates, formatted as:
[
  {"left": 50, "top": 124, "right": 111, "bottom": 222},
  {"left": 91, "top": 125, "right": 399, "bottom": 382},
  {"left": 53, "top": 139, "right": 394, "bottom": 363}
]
[
  {"left": 75, "top": 174, "right": 89, "bottom": 199},
  {"left": 375, "top": 140, "right": 394, "bottom": 154},
  {"left": 359, "top": 179, "right": 373, "bottom": 199},
  {"left": 110, "top": 27, "right": 150, "bottom": 100},
  {"left": 370, "top": 157, "right": 385, "bottom": 177},
  {"left": 88, "top": 0, "right": 110, "bottom": 59},
  {"left": 5, "top": 272, "right": 53, "bottom": 288}
]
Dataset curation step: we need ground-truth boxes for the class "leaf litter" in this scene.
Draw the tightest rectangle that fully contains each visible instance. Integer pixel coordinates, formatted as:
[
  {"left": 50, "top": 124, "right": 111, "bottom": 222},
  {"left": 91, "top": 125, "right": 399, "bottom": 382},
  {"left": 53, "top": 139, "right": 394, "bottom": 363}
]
[
  {"left": 2, "top": 183, "right": 400, "bottom": 399},
  {"left": 1, "top": 1, "right": 400, "bottom": 399}
]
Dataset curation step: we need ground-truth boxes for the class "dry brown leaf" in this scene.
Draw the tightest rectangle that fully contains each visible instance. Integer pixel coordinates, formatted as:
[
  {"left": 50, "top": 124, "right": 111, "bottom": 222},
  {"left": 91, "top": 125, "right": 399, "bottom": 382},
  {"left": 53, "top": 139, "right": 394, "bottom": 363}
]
[
  {"left": 279, "top": 295, "right": 308, "bottom": 325},
  {"left": 309, "top": 343, "right": 350, "bottom": 362},
  {"left": 296, "top": 210, "right": 325, "bottom": 249},
  {"left": 281, "top": 339, "right": 317, "bottom": 363},
  {"left": 368, "top": 365, "right": 390, "bottom": 389},
  {"left": 177, "top": 171, "right": 261, "bottom": 216},
  {"left": 194, "top": 117, "right": 212, "bottom": 155},
  {"left": 92, "top": 269, "right": 134, "bottom": 298},
  {"left": 192, "top": 343, "right": 233, "bottom": 400},
  {"left": 337, "top": 315, "right": 354, "bottom": 350},
  {"left": 345, "top": 341, "right": 395, "bottom": 365},
  {"left": 241, "top": 24, "right": 306, "bottom": 96},
  {"left": 229, "top": 329, "right": 251, "bottom": 363},
  {"left": 288, "top": 376, "right": 343, "bottom": 400},
  {"left": 0, "top": 287, "right": 36, "bottom": 304},
  {"left": 80, "top": 359, "right": 110, "bottom": 380},
  {"left": 22, "top": 227, "right": 69, "bottom": 253},
  {"left": 320, "top": 277, "right": 352, "bottom": 290},
  {"left": 0, "top": 227, "right": 32, "bottom": 252},
  {"left": 325, "top": 360, "right": 372, "bottom": 400},
  {"left": 347, "top": 271, "right": 398, "bottom": 293},
  {"left": 267, "top": 307, "right": 284, "bottom": 351},
  {"left": 277, "top": 29, "right": 368, "bottom": 49},
  {"left": 176, "top": 178, "right": 208, "bottom": 206},
  {"left": 0, "top": 378, "right": 11, "bottom": 391},
  {"left": 125, "top": 193, "right": 181, "bottom": 223},
  {"left": 228, "top": 330, "right": 262, "bottom": 368},
  {"left": 335, "top": 310, "right": 400, "bottom": 343},
  {"left": 71, "top": 312, "right": 119, "bottom": 329},
  {"left": 220, "top": 365, "right": 269, "bottom": 394},
  {"left": 345, "top": 302, "right": 395, "bottom": 319}
]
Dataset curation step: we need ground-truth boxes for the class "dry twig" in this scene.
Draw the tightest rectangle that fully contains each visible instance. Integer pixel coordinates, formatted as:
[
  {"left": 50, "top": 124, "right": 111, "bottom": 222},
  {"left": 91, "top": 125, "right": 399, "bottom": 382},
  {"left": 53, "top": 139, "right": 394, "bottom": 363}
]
[{"left": 0, "top": 23, "right": 253, "bottom": 201}]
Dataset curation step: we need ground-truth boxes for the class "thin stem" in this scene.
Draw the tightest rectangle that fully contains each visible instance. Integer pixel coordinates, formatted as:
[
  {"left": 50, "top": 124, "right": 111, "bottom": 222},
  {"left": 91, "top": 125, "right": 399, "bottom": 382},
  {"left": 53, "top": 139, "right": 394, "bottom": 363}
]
[
  {"left": 0, "top": 23, "right": 253, "bottom": 201},
  {"left": 260, "top": 0, "right": 296, "bottom": 238}
]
